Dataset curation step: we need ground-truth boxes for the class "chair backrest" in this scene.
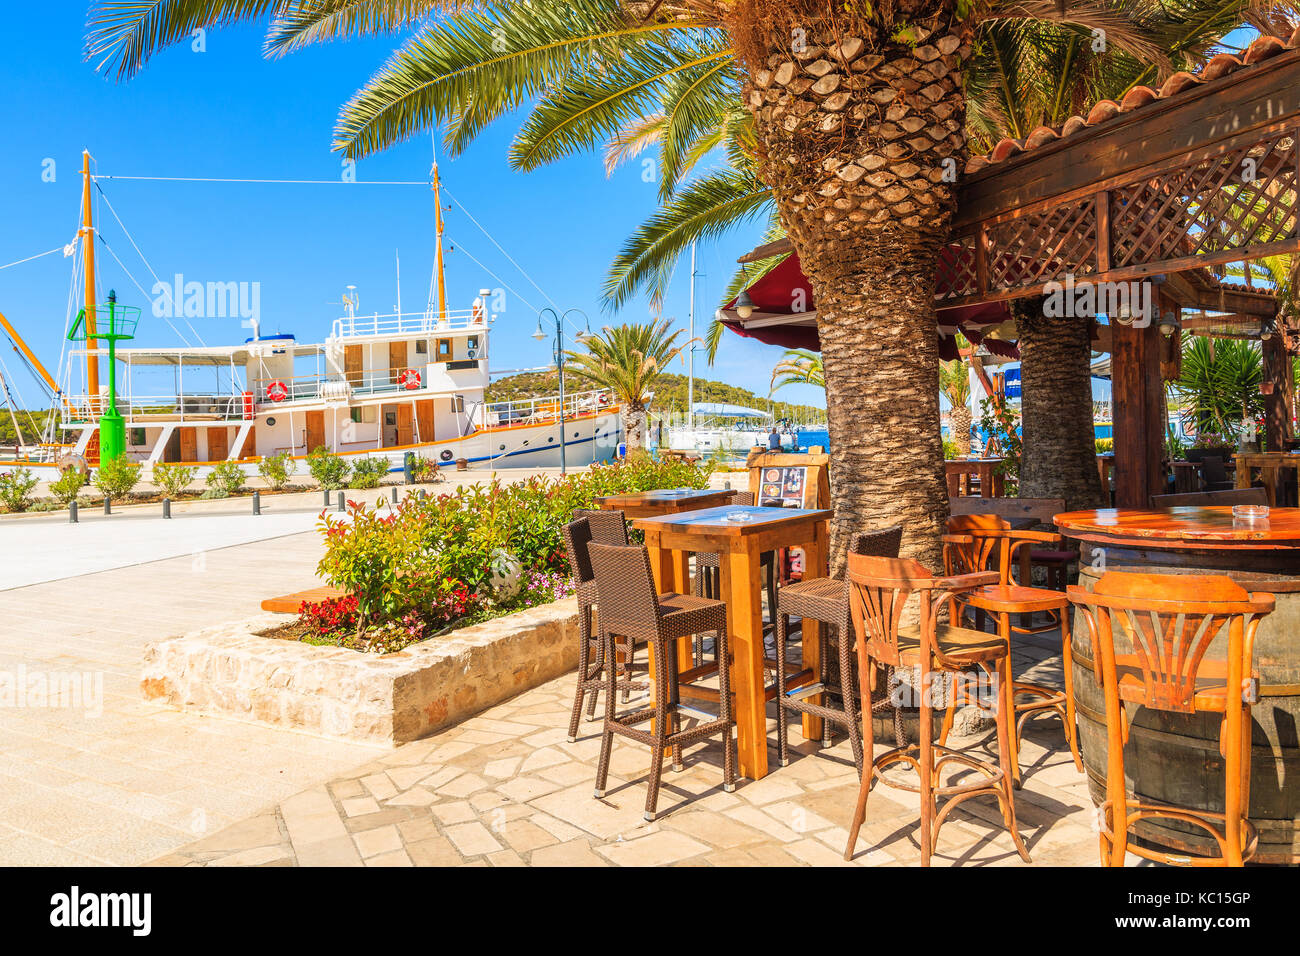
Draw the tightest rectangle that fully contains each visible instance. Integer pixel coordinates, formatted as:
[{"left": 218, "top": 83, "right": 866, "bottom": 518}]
[
  {"left": 1201, "top": 456, "right": 1230, "bottom": 483},
  {"left": 729, "top": 491, "right": 755, "bottom": 506},
  {"left": 1067, "top": 572, "right": 1274, "bottom": 714},
  {"left": 949, "top": 496, "right": 1065, "bottom": 524},
  {"left": 847, "top": 525, "right": 903, "bottom": 559},
  {"left": 845, "top": 553, "right": 939, "bottom": 669},
  {"left": 944, "top": 514, "right": 1008, "bottom": 577},
  {"left": 588, "top": 542, "right": 662, "bottom": 631},
  {"left": 1151, "top": 487, "right": 1268, "bottom": 508},
  {"left": 562, "top": 518, "right": 598, "bottom": 587},
  {"left": 571, "top": 508, "right": 630, "bottom": 546}
]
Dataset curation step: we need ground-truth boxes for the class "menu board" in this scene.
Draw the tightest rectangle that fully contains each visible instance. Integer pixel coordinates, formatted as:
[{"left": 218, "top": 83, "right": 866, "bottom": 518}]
[{"left": 759, "top": 465, "right": 808, "bottom": 508}]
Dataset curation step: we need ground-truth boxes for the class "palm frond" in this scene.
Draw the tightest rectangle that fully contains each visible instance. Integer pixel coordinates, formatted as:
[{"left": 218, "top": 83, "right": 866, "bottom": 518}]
[{"left": 265, "top": 0, "right": 440, "bottom": 56}]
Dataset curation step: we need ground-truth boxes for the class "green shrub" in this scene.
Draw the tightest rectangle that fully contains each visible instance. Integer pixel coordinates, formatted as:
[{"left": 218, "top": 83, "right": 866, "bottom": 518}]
[
  {"left": 152, "top": 462, "right": 198, "bottom": 498},
  {"left": 942, "top": 438, "right": 961, "bottom": 460},
  {"left": 307, "top": 446, "right": 350, "bottom": 490},
  {"left": 409, "top": 455, "right": 440, "bottom": 482},
  {"left": 93, "top": 455, "right": 141, "bottom": 499},
  {"left": 206, "top": 460, "right": 245, "bottom": 496},
  {"left": 49, "top": 468, "right": 88, "bottom": 506},
  {"left": 257, "top": 451, "right": 296, "bottom": 491},
  {"left": 0, "top": 467, "right": 40, "bottom": 513},
  {"left": 200, "top": 488, "right": 229, "bottom": 499},
  {"left": 349, "top": 457, "right": 389, "bottom": 489}
]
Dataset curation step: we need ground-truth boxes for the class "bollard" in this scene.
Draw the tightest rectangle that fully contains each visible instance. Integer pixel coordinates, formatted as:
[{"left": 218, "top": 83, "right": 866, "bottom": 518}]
[
  {"left": 392, "top": 486, "right": 400, "bottom": 505},
  {"left": 69, "top": 500, "right": 78, "bottom": 523},
  {"left": 162, "top": 497, "right": 171, "bottom": 519},
  {"left": 103, "top": 496, "right": 111, "bottom": 515},
  {"left": 724, "top": 480, "right": 731, "bottom": 490},
  {"left": 252, "top": 491, "right": 261, "bottom": 515},
  {"left": 420, "top": 489, "right": 428, "bottom": 500},
  {"left": 323, "top": 489, "right": 331, "bottom": 507},
  {"left": 337, "top": 491, "right": 346, "bottom": 512}
]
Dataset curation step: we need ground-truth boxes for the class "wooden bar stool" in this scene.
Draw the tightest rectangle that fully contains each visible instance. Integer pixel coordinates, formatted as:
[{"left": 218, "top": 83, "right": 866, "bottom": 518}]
[
  {"left": 562, "top": 512, "right": 645, "bottom": 742},
  {"left": 773, "top": 526, "right": 903, "bottom": 773},
  {"left": 589, "top": 542, "right": 737, "bottom": 821},
  {"left": 1068, "top": 573, "right": 1274, "bottom": 866},
  {"left": 842, "top": 554, "right": 1031, "bottom": 866},
  {"left": 943, "top": 515, "right": 1084, "bottom": 786}
]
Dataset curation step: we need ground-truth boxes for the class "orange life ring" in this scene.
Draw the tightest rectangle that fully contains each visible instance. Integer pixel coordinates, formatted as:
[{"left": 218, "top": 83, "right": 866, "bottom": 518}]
[
  {"left": 399, "top": 368, "right": 422, "bottom": 390},
  {"left": 265, "top": 380, "right": 289, "bottom": 403}
]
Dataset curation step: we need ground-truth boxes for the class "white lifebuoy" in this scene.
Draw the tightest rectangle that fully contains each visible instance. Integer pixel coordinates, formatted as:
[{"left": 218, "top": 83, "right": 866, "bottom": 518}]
[
  {"left": 399, "top": 368, "right": 422, "bottom": 390},
  {"left": 265, "top": 380, "right": 289, "bottom": 403}
]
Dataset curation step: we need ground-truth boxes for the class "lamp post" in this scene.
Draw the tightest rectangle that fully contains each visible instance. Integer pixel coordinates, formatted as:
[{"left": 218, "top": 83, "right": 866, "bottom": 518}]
[{"left": 533, "top": 308, "right": 594, "bottom": 475}]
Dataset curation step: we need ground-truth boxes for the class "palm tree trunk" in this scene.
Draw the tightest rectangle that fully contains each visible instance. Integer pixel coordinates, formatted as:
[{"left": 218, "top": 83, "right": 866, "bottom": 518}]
[
  {"left": 1014, "top": 300, "right": 1108, "bottom": 510},
  {"left": 733, "top": 6, "right": 968, "bottom": 572},
  {"left": 623, "top": 403, "right": 648, "bottom": 451}
]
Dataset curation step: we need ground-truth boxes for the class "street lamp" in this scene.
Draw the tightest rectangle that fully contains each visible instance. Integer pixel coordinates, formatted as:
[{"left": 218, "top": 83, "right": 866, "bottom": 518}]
[{"left": 533, "top": 308, "right": 595, "bottom": 474}]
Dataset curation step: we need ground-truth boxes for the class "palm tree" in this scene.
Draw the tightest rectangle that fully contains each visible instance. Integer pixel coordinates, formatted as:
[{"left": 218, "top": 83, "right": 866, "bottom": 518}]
[
  {"left": 563, "top": 319, "right": 690, "bottom": 450},
  {"left": 770, "top": 348, "right": 824, "bottom": 393},
  {"left": 83, "top": 0, "right": 1282, "bottom": 570},
  {"left": 1174, "top": 337, "right": 1264, "bottom": 438},
  {"left": 939, "top": 351, "right": 972, "bottom": 456}
]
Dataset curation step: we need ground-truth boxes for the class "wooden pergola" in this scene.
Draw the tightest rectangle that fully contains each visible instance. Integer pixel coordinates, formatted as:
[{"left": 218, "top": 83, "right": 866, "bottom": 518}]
[
  {"left": 724, "top": 31, "right": 1300, "bottom": 509},
  {"left": 951, "top": 34, "right": 1300, "bottom": 507}
]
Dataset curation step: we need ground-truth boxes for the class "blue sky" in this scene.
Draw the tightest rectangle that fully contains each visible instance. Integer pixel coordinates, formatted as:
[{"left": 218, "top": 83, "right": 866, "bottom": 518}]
[{"left": 0, "top": 6, "right": 816, "bottom": 410}]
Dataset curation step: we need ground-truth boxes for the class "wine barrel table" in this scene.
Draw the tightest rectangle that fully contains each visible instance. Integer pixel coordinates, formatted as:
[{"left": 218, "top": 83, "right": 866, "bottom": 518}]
[{"left": 1055, "top": 507, "right": 1300, "bottom": 863}]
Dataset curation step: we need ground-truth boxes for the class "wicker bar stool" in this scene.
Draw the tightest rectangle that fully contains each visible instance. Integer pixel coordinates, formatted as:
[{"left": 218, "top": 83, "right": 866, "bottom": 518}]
[
  {"left": 773, "top": 526, "right": 904, "bottom": 773},
  {"left": 943, "top": 514, "right": 1082, "bottom": 786},
  {"left": 1068, "top": 573, "right": 1274, "bottom": 866},
  {"left": 842, "top": 554, "right": 1031, "bottom": 866},
  {"left": 562, "top": 513, "right": 646, "bottom": 742},
  {"left": 589, "top": 542, "right": 736, "bottom": 821}
]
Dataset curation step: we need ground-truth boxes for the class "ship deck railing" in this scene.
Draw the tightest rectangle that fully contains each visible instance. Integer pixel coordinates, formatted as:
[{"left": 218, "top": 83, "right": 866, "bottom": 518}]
[
  {"left": 483, "top": 388, "right": 617, "bottom": 427},
  {"left": 332, "top": 309, "right": 489, "bottom": 340}
]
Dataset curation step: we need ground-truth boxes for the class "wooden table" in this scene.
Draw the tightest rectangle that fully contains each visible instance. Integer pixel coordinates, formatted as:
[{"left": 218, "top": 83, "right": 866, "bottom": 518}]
[
  {"left": 594, "top": 488, "right": 736, "bottom": 595},
  {"left": 633, "top": 505, "right": 831, "bottom": 780},
  {"left": 1235, "top": 452, "right": 1300, "bottom": 507},
  {"left": 1055, "top": 506, "right": 1300, "bottom": 863},
  {"left": 945, "top": 458, "right": 1005, "bottom": 497}
]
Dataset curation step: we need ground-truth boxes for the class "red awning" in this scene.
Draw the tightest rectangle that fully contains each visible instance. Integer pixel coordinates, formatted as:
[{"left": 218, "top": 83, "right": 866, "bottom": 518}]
[{"left": 719, "top": 250, "right": 1018, "bottom": 361}]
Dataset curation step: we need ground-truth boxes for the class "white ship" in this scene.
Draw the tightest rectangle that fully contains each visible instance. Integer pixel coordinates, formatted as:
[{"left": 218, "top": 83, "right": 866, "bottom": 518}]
[{"left": 3, "top": 154, "right": 623, "bottom": 474}]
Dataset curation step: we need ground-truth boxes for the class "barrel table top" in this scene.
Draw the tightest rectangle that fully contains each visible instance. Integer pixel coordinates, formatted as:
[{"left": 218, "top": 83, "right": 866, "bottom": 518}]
[{"left": 1054, "top": 507, "right": 1300, "bottom": 551}]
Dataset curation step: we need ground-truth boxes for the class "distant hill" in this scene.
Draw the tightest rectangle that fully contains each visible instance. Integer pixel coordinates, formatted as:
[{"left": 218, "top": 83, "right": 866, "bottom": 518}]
[{"left": 486, "top": 370, "right": 825, "bottom": 423}]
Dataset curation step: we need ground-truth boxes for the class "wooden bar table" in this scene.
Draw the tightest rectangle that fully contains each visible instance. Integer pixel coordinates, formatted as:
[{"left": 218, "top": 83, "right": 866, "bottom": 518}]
[
  {"left": 594, "top": 488, "right": 735, "bottom": 596},
  {"left": 1055, "top": 506, "right": 1300, "bottom": 863},
  {"left": 633, "top": 505, "right": 831, "bottom": 780},
  {"left": 1235, "top": 452, "right": 1300, "bottom": 507},
  {"left": 945, "top": 458, "right": 1006, "bottom": 497}
]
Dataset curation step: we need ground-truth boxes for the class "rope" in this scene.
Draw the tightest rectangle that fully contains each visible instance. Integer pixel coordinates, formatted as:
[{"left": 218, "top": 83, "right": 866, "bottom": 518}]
[
  {"left": 96, "top": 234, "right": 196, "bottom": 346},
  {"left": 93, "top": 174, "right": 434, "bottom": 186},
  {"left": 93, "top": 181, "right": 207, "bottom": 346},
  {"left": 0, "top": 246, "right": 64, "bottom": 271},
  {"left": 443, "top": 235, "right": 539, "bottom": 316}
]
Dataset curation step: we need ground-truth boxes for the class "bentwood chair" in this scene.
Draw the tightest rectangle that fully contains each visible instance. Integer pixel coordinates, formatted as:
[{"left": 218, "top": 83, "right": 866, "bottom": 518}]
[
  {"left": 773, "top": 526, "right": 904, "bottom": 773},
  {"left": 1068, "top": 573, "right": 1274, "bottom": 866},
  {"left": 562, "top": 513, "right": 646, "bottom": 742},
  {"left": 589, "top": 542, "right": 737, "bottom": 821},
  {"left": 842, "top": 554, "right": 1031, "bottom": 866},
  {"left": 942, "top": 514, "right": 1083, "bottom": 785}
]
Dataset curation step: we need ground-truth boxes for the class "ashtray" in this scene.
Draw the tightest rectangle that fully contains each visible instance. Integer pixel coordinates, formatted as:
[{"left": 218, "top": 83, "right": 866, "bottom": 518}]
[
  {"left": 724, "top": 510, "right": 753, "bottom": 522},
  {"left": 1232, "top": 504, "right": 1269, "bottom": 520}
]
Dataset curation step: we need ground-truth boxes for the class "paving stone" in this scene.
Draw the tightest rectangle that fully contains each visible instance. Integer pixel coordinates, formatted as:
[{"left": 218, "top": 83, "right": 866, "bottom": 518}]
[
  {"left": 444, "top": 822, "right": 504, "bottom": 857},
  {"left": 594, "top": 830, "right": 710, "bottom": 866}
]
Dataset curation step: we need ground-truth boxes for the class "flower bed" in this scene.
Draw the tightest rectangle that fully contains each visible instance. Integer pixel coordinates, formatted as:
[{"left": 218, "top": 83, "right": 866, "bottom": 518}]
[{"left": 299, "top": 454, "right": 711, "bottom": 653}]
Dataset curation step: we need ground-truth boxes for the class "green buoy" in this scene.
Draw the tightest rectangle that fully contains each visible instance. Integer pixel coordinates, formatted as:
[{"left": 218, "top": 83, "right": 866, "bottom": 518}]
[{"left": 68, "top": 289, "right": 138, "bottom": 462}]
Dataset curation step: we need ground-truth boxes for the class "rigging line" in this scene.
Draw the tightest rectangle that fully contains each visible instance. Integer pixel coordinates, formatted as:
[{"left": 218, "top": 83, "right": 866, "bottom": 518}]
[
  {"left": 93, "top": 180, "right": 208, "bottom": 347},
  {"left": 96, "top": 235, "right": 196, "bottom": 347},
  {"left": 0, "top": 246, "right": 65, "bottom": 271},
  {"left": 443, "top": 235, "right": 538, "bottom": 315},
  {"left": 440, "top": 188, "right": 578, "bottom": 331},
  {"left": 93, "top": 174, "right": 434, "bottom": 186}
]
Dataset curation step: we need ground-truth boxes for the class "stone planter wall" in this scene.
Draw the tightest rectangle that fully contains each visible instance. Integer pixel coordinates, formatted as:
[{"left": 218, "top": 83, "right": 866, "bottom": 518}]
[{"left": 140, "top": 599, "right": 580, "bottom": 745}]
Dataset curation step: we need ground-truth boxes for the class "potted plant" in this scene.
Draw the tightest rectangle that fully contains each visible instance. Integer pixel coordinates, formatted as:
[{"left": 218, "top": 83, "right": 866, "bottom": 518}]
[{"left": 1185, "top": 431, "right": 1235, "bottom": 463}]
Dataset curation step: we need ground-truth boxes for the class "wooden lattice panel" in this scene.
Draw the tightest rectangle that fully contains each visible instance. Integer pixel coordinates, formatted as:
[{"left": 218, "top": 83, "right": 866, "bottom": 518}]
[
  {"left": 986, "top": 197, "right": 1097, "bottom": 291},
  {"left": 1110, "top": 131, "right": 1300, "bottom": 269},
  {"left": 937, "top": 234, "right": 978, "bottom": 299}
]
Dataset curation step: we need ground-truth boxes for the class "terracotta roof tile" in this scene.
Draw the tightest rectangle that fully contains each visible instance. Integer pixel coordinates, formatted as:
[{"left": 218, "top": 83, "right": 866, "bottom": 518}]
[{"left": 964, "top": 33, "right": 1299, "bottom": 176}]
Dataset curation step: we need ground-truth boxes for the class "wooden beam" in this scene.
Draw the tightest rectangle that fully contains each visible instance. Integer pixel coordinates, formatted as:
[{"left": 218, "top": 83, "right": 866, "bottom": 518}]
[
  {"left": 1264, "top": 334, "right": 1295, "bottom": 450},
  {"left": 955, "top": 51, "right": 1300, "bottom": 228},
  {"left": 1112, "top": 291, "right": 1170, "bottom": 507}
]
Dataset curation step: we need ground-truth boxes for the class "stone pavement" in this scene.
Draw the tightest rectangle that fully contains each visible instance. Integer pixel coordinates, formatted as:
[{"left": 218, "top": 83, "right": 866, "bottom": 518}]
[
  {"left": 0, "top": 531, "right": 379, "bottom": 865},
  {"left": 158, "top": 632, "right": 1105, "bottom": 867}
]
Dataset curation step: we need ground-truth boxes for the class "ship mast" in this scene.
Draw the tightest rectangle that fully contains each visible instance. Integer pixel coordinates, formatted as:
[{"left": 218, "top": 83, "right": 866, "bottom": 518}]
[
  {"left": 432, "top": 161, "right": 448, "bottom": 322},
  {"left": 80, "top": 151, "right": 100, "bottom": 413}
]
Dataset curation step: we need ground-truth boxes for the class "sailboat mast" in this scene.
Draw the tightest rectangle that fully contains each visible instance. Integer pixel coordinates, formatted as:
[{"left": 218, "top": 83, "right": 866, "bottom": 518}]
[
  {"left": 687, "top": 242, "right": 695, "bottom": 431},
  {"left": 432, "top": 162, "right": 448, "bottom": 322},
  {"left": 80, "top": 150, "right": 99, "bottom": 413}
]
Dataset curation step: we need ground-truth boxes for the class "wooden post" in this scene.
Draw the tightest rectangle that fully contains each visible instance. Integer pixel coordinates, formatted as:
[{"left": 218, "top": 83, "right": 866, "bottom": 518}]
[
  {"left": 1263, "top": 331, "right": 1294, "bottom": 451},
  {"left": 1111, "top": 291, "right": 1168, "bottom": 508}
]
